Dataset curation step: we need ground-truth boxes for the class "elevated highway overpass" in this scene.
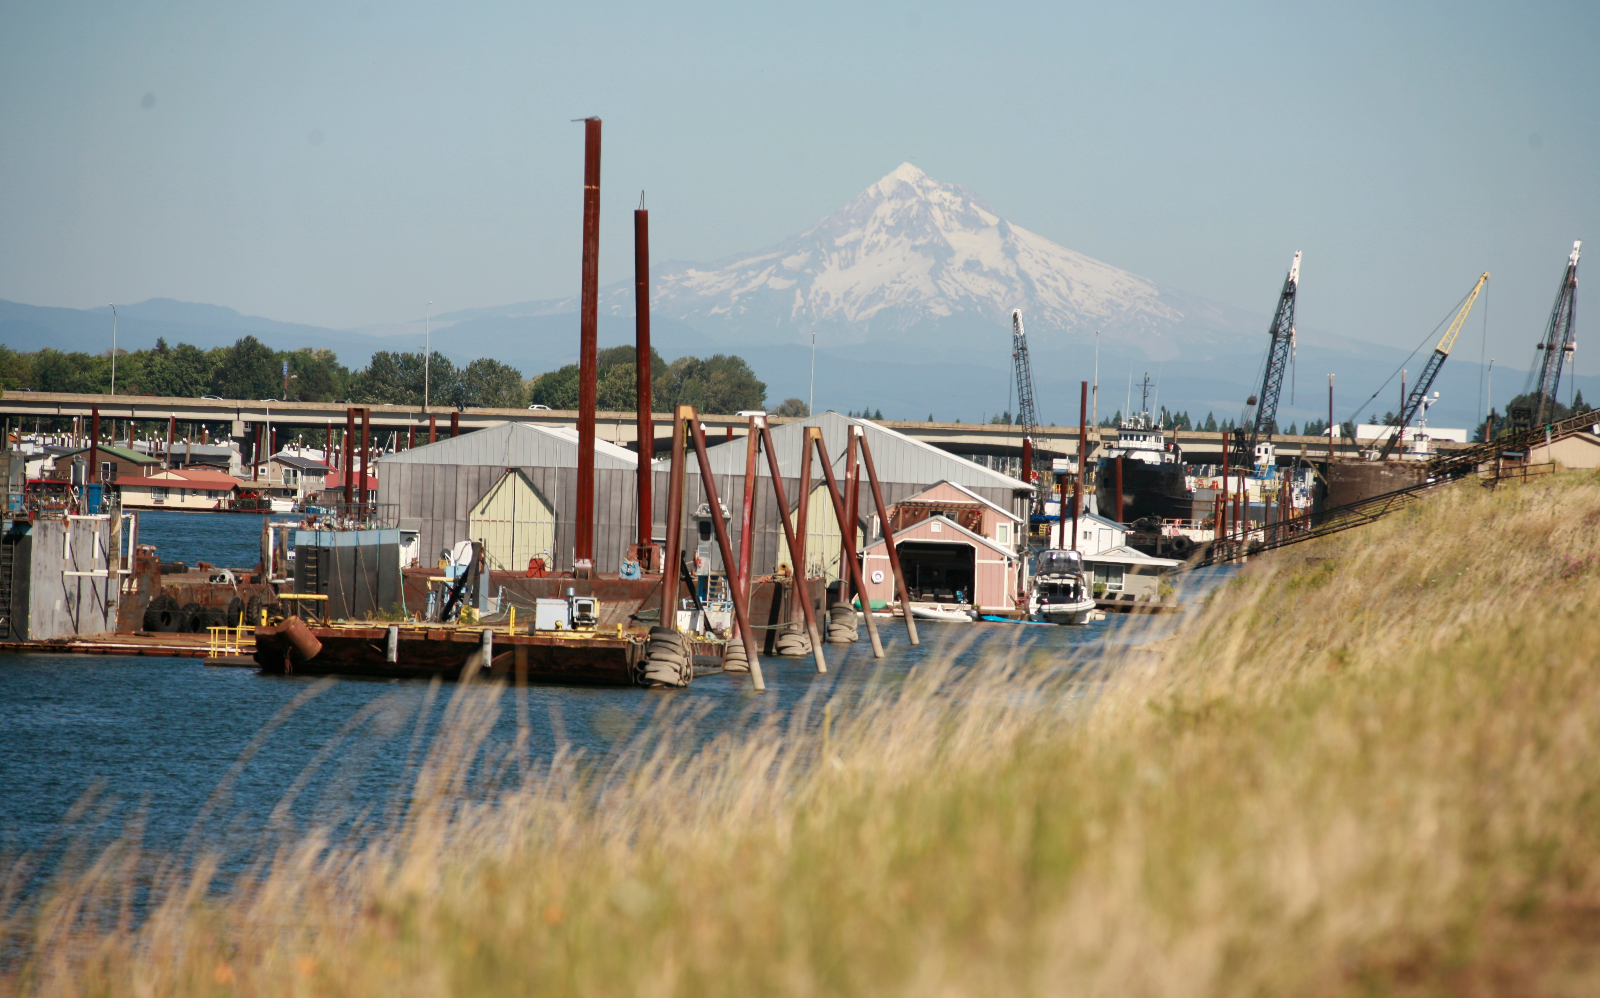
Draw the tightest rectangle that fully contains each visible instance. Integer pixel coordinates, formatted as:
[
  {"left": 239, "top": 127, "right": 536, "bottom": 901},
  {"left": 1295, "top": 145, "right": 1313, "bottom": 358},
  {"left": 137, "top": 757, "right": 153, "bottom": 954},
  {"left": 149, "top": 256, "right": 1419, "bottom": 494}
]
[{"left": 1, "top": 391, "right": 1461, "bottom": 466}]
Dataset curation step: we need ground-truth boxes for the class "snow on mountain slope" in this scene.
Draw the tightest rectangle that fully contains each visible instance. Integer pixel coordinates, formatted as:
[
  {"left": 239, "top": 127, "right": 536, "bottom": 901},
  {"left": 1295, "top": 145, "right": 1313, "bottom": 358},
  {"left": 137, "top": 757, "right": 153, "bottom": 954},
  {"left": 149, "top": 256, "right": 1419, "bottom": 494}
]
[
  {"left": 444, "top": 163, "right": 1270, "bottom": 364},
  {"left": 651, "top": 162, "right": 1183, "bottom": 342}
]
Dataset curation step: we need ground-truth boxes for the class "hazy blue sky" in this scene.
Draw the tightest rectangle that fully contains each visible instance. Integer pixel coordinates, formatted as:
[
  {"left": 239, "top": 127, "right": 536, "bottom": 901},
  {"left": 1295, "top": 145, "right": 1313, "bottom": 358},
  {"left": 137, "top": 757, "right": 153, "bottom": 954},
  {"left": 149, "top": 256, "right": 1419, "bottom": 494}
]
[{"left": 2, "top": 0, "right": 1595, "bottom": 372}]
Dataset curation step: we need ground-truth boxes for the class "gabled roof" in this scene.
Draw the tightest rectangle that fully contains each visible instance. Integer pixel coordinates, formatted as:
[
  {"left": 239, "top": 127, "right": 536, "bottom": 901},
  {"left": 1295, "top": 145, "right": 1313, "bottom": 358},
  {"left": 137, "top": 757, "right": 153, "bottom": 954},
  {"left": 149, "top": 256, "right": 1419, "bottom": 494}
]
[
  {"left": 376, "top": 421, "right": 640, "bottom": 471},
  {"left": 690, "top": 412, "right": 1035, "bottom": 493},
  {"left": 861, "top": 514, "right": 1018, "bottom": 561},
  {"left": 900, "top": 480, "right": 1024, "bottom": 522},
  {"left": 272, "top": 453, "right": 330, "bottom": 471},
  {"left": 57, "top": 445, "right": 158, "bottom": 465},
  {"left": 1067, "top": 510, "right": 1127, "bottom": 531},
  {"left": 116, "top": 468, "right": 241, "bottom": 489},
  {"left": 1082, "top": 545, "right": 1181, "bottom": 567},
  {"left": 323, "top": 470, "right": 379, "bottom": 490}
]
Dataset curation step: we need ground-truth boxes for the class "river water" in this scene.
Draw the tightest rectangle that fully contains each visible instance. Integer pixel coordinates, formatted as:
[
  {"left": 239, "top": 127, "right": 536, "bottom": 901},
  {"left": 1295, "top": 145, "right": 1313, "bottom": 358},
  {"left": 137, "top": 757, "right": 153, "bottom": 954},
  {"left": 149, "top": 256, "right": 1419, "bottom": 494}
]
[{"left": 2, "top": 511, "right": 1237, "bottom": 869}]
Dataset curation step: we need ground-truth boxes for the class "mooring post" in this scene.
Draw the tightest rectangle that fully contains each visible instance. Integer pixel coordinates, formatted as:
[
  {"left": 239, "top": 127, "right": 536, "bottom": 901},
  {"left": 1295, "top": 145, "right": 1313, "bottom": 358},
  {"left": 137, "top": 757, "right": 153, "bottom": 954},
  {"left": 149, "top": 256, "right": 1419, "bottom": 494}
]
[
  {"left": 360, "top": 408, "right": 371, "bottom": 518},
  {"left": 661, "top": 406, "right": 690, "bottom": 630},
  {"left": 343, "top": 408, "right": 356, "bottom": 505},
  {"left": 810, "top": 427, "right": 884, "bottom": 658},
  {"left": 759, "top": 420, "right": 826, "bottom": 673},
  {"left": 686, "top": 408, "right": 765, "bottom": 691},
  {"left": 573, "top": 116, "right": 602, "bottom": 580},
  {"left": 1072, "top": 382, "right": 1087, "bottom": 551},
  {"left": 794, "top": 430, "right": 814, "bottom": 602},
  {"left": 87, "top": 406, "right": 100, "bottom": 514},
  {"left": 734, "top": 413, "right": 761, "bottom": 635},
  {"left": 1219, "top": 430, "right": 1230, "bottom": 543},
  {"left": 840, "top": 427, "right": 860, "bottom": 607},
  {"left": 634, "top": 201, "right": 653, "bottom": 560},
  {"left": 857, "top": 426, "right": 919, "bottom": 646}
]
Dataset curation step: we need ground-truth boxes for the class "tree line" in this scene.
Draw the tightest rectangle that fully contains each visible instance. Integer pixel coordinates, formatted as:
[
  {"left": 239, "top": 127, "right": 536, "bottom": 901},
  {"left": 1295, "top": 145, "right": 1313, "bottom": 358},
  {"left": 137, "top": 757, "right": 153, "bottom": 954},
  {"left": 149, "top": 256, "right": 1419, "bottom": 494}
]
[{"left": 0, "top": 336, "right": 775, "bottom": 414}]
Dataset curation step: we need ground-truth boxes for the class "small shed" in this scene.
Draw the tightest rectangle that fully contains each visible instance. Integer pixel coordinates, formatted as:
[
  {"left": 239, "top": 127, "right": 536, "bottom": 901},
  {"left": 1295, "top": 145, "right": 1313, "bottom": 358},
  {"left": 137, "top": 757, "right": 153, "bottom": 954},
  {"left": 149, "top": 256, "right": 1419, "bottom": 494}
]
[
  {"left": 860, "top": 514, "right": 1020, "bottom": 611},
  {"left": 54, "top": 445, "right": 159, "bottom": 484},
  {"left": 1082, "top": 545, "right": 1180, "bottom": 601},
  {"left": 1052, "top": 511, "right": 1130, "bottom": 556},
  {"left": 1528, "top": 432, "right": 1600, "bottom": 471}
]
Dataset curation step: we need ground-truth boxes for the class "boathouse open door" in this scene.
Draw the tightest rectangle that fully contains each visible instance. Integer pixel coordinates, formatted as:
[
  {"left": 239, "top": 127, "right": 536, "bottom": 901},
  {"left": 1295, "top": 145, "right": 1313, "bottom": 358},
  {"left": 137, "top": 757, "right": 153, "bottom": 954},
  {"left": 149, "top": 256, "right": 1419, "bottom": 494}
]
[
  {"left": 777, "top": 483, "right": 862, "bottom": 583},
  {"left": 469, "top": 470, "right": 556, "bottom": 572},
  {"left": 896, "top": 541, "right": 976, "bottom": 604}
]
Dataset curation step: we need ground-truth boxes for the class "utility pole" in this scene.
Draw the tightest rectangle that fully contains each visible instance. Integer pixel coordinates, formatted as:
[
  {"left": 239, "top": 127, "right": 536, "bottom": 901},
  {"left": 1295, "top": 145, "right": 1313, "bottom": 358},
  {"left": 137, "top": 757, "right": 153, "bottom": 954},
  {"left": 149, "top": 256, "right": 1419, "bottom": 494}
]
[
  {"left": 109, "top": 305, "right": 117, "bottom": 395},
  {"left": 1092, "top": 330, "right": 1099, "bottom": 428},
  {"left": 424, "top": 301, "right": 432, "bottom": 409}
]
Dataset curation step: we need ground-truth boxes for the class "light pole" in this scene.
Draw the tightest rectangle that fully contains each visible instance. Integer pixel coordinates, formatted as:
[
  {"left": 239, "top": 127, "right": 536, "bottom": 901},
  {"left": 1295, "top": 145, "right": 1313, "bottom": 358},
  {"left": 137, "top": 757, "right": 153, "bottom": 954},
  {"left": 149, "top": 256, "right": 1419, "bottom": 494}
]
[
  {"left": 1486, "top": 358, "right": 1494, "bottom": 438},
  {"left": 808, "top": 328, "right": 816, "bottom": 417},
  {"left": 109, "top": 304, "right": 117, "bottom": 395},
  {"left": 424, "top": 301, "right": 433, "bottom": 409}
]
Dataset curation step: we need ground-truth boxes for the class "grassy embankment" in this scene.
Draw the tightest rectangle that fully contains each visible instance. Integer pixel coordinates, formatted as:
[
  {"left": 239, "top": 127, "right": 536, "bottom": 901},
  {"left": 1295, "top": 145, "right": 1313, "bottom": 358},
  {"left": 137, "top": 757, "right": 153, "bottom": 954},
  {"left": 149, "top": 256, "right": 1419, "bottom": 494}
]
[{"left": 8, "top": 471, "right": 1600, "bottom": 995}]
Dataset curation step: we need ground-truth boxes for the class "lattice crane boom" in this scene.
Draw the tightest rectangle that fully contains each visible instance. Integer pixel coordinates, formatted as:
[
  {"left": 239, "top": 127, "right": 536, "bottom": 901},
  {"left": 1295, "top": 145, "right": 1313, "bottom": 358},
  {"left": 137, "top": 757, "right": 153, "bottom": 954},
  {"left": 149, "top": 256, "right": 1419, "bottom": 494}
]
[
  {"left": 1011, "top": 309, "right": 1039, "bottom": 449},
  {"left": 1527, "top": 241, "right": 1581, "bottom": 426},
  {"left": 1232, "top": 251, "right": 1300, "bottom": 467},
  {"left": 1378, "top": 272, "right": 1489, "bottom": 461}
]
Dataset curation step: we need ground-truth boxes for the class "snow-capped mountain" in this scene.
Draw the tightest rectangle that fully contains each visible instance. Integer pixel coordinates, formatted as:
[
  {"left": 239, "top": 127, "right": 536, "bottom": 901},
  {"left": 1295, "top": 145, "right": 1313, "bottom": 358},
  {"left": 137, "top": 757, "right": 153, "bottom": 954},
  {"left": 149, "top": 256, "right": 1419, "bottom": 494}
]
[{"left": 446, "top": 163, "right": 1269, "bottom": 366}]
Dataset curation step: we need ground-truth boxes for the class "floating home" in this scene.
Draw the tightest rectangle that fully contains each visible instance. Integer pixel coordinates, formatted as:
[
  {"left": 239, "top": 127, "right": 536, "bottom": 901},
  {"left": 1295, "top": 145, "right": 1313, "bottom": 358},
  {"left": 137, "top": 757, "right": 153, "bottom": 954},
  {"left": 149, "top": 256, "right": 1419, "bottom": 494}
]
[{"left": 857, "top": 481, "right": 1024, "bottom": 612}]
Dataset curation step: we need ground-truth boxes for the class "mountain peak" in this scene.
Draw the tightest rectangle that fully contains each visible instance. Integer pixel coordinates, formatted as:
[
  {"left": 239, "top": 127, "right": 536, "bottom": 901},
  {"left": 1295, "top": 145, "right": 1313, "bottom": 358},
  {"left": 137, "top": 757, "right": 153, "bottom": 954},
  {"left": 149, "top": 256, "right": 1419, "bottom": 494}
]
[
  {"left": 871, "top": 161, "right": 929, "bottom": 193},
  {"left": 629, "top": 164, "right": 1180, "bottom": 351}
]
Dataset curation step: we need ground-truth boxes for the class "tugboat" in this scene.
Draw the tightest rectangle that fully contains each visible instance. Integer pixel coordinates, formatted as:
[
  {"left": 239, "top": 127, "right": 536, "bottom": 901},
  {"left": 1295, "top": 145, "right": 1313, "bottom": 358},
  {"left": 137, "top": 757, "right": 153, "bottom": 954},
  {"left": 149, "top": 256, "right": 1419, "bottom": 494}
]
[
  {"left": 1096, "top": 375, "right": 1194, "bottom": 524},
  {"left": 1029, "top": 549, "right": 1097, "bottom": 625}
]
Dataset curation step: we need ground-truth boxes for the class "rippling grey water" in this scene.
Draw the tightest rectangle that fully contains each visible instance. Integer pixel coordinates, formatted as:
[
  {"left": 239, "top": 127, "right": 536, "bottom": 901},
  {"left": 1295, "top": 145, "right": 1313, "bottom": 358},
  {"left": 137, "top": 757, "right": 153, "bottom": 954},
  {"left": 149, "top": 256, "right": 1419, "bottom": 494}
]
[{"left": 2, "top": 511, "right": 1239, "bottom": 870}]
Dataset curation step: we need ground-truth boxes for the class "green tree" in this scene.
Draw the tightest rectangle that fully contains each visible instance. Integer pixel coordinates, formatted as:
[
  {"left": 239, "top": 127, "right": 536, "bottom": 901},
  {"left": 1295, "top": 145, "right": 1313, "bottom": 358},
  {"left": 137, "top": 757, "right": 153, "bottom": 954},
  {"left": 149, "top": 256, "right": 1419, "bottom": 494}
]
[
  {"left": 284, "top": 348, "right": 348, "bottom": 402},
  {"left": 32, "top": 349, "right": 110, "bottom": 393},
  {"left": 143, "top": 339, "right": 214, "bottom": 398},
  {"left": 775, "top": 398, "right": 809, "bottom": 417},
  {"left": 653, "top": 354, "right": 765, "bottom": 415},
  {"left": 0, "top": 346, "right": 33, "bottom": 391},
  {"left": 1203, "top": 412, "right": 1217, "bottom": 432},
  {"left": 458, "top": 358, "right": 527, "bottom": 408},
  {"left": 211, "top": 336, "right": 280, "bottom": 400}
]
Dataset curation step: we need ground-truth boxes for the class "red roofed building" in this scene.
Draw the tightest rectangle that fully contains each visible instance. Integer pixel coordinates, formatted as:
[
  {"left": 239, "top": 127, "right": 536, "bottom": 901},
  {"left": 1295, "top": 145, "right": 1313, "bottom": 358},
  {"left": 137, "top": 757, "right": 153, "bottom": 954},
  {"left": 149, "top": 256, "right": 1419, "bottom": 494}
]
[
  {"left": 114, "top": 468, "right": 244, "bottom": 510},
  {"left": 320, "top": 470, "right": 378, "bottom": 504}
]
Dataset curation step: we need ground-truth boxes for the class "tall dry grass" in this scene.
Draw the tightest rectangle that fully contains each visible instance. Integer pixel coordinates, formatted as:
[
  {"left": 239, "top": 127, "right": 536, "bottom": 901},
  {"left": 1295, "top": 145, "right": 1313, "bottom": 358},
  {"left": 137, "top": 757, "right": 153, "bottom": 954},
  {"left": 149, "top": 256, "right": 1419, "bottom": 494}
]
[{"left": 8, "top": 472, "right": 1600, "bottom": 996}]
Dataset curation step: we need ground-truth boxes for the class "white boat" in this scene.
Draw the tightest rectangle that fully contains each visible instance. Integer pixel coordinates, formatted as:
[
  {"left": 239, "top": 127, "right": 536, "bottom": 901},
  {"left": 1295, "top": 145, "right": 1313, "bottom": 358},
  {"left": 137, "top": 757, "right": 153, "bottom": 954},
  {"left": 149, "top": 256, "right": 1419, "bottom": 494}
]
[
  {"left": 908, "top": 602, "right": 978, "bottom": 623},
  {"left": 1029, "top": 549, "right": 1097, "bottom": 625}
]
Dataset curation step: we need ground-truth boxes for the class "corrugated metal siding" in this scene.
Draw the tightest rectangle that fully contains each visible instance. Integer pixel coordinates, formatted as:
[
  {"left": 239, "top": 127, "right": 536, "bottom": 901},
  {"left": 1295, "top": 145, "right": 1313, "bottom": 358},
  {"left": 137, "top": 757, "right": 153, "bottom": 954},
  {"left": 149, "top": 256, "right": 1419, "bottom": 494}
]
[
  {"left": 378, "top": 422, "right": 640, "bottom": 471},
  {"left": 694, "top": 413, "right": 1033, "bottom": 493}
]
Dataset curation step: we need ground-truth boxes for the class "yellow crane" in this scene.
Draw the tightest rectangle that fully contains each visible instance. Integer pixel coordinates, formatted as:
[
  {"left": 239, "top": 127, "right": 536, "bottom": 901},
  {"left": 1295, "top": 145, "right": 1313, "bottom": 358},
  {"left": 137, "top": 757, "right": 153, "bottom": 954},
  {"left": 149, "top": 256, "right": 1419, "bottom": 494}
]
[{"left": 1378, "top": 272, "right": 1490, "bottom": 460}]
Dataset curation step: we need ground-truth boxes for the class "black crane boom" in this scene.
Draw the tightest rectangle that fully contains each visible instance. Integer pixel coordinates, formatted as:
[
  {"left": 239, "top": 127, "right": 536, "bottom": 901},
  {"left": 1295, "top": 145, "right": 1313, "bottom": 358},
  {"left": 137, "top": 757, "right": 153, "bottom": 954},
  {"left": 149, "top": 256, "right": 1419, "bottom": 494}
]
[
  {"left": 1232, "top": 252, "right": 1301, "bottom": 467},
  {"left": 1525, "top": 241, "right": 1581, "bottom": 427}
]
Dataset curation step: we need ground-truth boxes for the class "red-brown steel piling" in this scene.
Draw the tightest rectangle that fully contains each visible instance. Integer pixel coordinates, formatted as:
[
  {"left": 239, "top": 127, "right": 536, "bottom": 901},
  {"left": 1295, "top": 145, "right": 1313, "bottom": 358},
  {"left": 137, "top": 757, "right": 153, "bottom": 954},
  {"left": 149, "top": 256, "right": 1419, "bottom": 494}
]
[
  {"left": 574, "top": 116, "right": 602, "bottom": 579},
  {"left": 359, "top": 408, "right": 371, "bottom": 513},
  {"left": 1072, "top": 382, "right": 1087, "bottom": 550},
  {"left": 343, "top": 409, "right": 356, "bottom": 504},
  {"left": 429, "top": 414, "right": 437, "bottom": 444},
  {"left": 1114, "top": 456, "right": 1124, "bottom": 525},
  {"left": 87, "top": 407, "right": 100, "bottom": 511},
  {"left": 734, "top": 414, "right": 761, "bottom": 628},
  {"left": 1219, "top": 431, "right": 1230, "bottom": 540},
  {"left": 811, "top": 427, "right": 884, "bottom": 658},
  {"left": 840, "top": 427, "right": 860, "bottom": 605},
  {"left": 857, "top": 426, "right": 919, "bottom": 646},
  {"left": 687, "top": 410, "right": 765, "bottom": 691},
  {"left": 759, "top": 420, "right": 827, "bottom": 673},
  {"left": 325, "top": 422, "right": 333, "bottom": 469},
  {"left": 793, "top": 428, "right": 815, "bottom": 596},
  {"left": 662, "top": 406, "right": 690, "bottom": 626},
  {"left": 450, "top": 412, "right": 459, "bottom": 438},
  {"left": 634, "top": 204, "right": 653, "bottom": 554}
]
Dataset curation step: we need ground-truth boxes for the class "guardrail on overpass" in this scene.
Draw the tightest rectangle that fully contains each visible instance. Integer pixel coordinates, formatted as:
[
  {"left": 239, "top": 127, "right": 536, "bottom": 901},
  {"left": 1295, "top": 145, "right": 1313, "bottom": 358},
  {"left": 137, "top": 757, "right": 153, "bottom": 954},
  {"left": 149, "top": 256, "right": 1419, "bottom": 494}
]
[{"left": 0, "top": 391, "right": 1463, "bottom": 463}]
